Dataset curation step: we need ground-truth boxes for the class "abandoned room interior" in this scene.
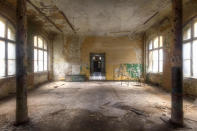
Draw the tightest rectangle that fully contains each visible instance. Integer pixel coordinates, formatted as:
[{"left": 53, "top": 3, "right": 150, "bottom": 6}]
[{"left": 1, "top": 0, "right": 197, "bottom": 130}]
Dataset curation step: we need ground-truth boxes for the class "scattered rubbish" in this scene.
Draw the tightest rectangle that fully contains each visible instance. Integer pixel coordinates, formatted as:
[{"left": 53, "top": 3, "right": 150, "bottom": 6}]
[
  {"left": 50, "top": 109, "right": 65, "bottom": 116},
  {"left": 184, "top": 118, "right": 197, "bottom": 123},
  {"left": 112, "top": 102, "right": 148, "bottom": 117},
  {"left": 102, "top": 102, "right": 111, "bottom": 106}
]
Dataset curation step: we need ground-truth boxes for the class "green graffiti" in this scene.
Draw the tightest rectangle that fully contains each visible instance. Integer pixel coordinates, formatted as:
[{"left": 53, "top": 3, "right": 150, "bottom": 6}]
[
  {"left": 125, "top": 64, "right": 143, "bottom": 78},
  {"left": 86, "top": 65, "right": 89, "bottom": 70},
  {"left": 80, "top": 65, "right": 82, "bottom": 72}
]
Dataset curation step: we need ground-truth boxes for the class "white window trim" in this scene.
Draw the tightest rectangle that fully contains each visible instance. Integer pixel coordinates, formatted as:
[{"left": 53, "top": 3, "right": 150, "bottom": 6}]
[
  {"left": 183, "top": 19, "right": 197, "bottom": 78},
  {"left": 33, "top": 36, "right": 48, "bottom": 73},
  {"left": 0, "top": 16, "right": 16, "bottom": 78},
  {"left": 148, "top": 36, "right": 163, "bottom": 74}
]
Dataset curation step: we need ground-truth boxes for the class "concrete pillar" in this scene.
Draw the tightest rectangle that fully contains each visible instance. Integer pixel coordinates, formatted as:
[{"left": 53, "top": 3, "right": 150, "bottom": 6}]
[
  {"left": 170, "top": 0, "right": 183, "bottom": 126},
  {"left": 15, "top": 0, "right": 29, "bottom": 125}
]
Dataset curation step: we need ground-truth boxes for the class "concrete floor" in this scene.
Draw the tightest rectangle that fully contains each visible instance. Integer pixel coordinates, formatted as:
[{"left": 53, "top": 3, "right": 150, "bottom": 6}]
[{"left": 0, "top": 82, "right": 197, "bottom": 131}]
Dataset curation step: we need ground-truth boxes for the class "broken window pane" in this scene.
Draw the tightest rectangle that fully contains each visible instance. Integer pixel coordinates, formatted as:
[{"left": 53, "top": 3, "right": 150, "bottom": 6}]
[
  {"left": 193, "top": 40, "right": 197, "bottom": 77},
  {"left": 8, "top": 60, "right": 15, "bottom": 75},
  {"left": 153, "top": 60, "right": 158, "bottom": 73},
  {"left": 183, "top": 43, "right": 191, "bottom": 60},
  {"left": 38, "top": 37, "right": 43, "bottom": 48},
  {"left": 148, "top": 51, "right": 153, "bottom": 72},
  {"left": 183, "top": 60, "right": 191, "bottom": 77},
  {"left": 0, "top": 18, "right": 5, "bottom": 38},
  {"left": 44, "top": 51, "right": 48, "bottom": 71},
  {"left": 149, "top": 41, "right": 152, "bottom": 50},
  {"left": 44, "top": 41, "right": 47, "bottom": 50},
  {"left": 194, "top": 22, "right": 197, "bottom": 38},
  {"left": 159, "top": 49, "right": 163, "bottom": 61},
  {"left": 0, "top": 41, "right": 5, "bottom": 59},
  {"left": 160, "top": 36, "right": 163, "bottom": 47},
  {"left": 8, "top": 43, "right": 16, "bottom": 59},
  {"left": 159, "top": 49, "right": 163, "bottom": 73},
  {"left": 44, "top": 61, "right": 47, "bottom": 71},
  {"left": 0, "top": 41, "right": 5, "bottom": 77},
  {"left": 183, "top": 26, "right": 191, "bottom": 40},
  {"left": 38, "top": 50, "right": 43, "bottom": 61},
  {"left": 0, "top": 59, "right": 5, "bottom": 77},
  {"left": 38, "top": 60, "right": 43, "bottom": 72},
  {"left": 153, "top": 50, "right": 158, "bottom": 73},
  {"left": 34, "top": 49, "right": 38, "bottom": 61},
  {"left": 34, "top": 61, "right": 38, "bottom": 72},
  {"left": 7, "top": 23, "right": 16, "bottom": 41},
  {"left": 34, "top": 36, "right": 37, "bottom": 47},
  {"left": 159, "top": 61, "right": 163, "bottom": 73},
  {"left": 153, "top": 37, "right": 159, "bottom": 49},
  {"left": 38, "top": 50, "right": 43, "bottom": 71}
]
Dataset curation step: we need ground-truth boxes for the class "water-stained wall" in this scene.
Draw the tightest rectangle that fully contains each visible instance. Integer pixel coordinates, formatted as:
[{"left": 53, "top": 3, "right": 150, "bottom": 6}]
[
  {"left": 53, "top": 35, "right": 85, "bottom": 80},
  {"left": 145, "top": 0, "right": 197, "bottom": 96},
  {"left": 0, "top": 2, "right": 53, "bottom": 99},
  {"left": 80, "top": 36, "right": 143, "bottom": 80}
]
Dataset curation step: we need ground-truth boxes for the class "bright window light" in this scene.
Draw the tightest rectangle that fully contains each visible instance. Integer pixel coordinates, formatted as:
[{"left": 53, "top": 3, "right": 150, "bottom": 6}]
[
  {"left": 0, "top": 16, "right": 16, "bottom": 78},
  {"left": 0, "top": 19, "right": 5, "bottom": 38},
  {"left": 148, "top": 36, "right": 163, "bottom": 73},
  {"left": 183, "top": 26, "right": 191, "bottom": 40},
  {"left": 34, "top": 36, "right": 48, "bottom": 72}
]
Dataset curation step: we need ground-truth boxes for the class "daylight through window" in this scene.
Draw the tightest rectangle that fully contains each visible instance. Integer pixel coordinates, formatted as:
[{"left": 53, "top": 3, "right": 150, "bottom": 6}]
[
  {"left": 148, "top": 36, "right": 163, "bottom": 73},
  {"left": 33, "top": 36, "right": 48, "bottom": 72},
  {"left": 0, "top": 16, "right": 16, "bottom": 78},
  {"left": 183, "top": 19, "right": 197, "bottom": 77}
]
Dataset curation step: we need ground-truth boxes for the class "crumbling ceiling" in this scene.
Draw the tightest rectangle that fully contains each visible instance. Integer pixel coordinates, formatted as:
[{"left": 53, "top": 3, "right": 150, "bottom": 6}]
[{"left": 5, "top": 0, "right": 181, "bottom": 36}]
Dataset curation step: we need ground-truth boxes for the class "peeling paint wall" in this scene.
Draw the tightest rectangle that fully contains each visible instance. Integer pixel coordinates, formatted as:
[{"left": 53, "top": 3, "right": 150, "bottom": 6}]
[
  {"left": 81, "top": 36, "right": 143, "bottom": 80},
  {"left": 53, "top": 35, "right": 143, "bottom": 81},
  {"left": 53, "top": 35, "right": 85, "bottom": 80},
  {"left": 53, "top": 35, "right": 69, "bottom": 80},
  {"left": 145, "top": 0, "right": 197, "bottom": 96},
  {"left": 0, "top": 3, "right": 53, "bottom": 99}
]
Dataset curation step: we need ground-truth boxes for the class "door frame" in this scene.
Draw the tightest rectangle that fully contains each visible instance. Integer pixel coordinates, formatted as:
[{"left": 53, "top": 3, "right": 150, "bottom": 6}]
[{"left": 90, "top": 53, "right": 106, "bottom": 76}]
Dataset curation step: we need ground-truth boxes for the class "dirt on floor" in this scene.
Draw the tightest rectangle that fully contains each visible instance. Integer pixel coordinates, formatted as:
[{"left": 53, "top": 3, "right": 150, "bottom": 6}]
[{"left": 0, "top": 81, "right": 197, "bottom": 131}]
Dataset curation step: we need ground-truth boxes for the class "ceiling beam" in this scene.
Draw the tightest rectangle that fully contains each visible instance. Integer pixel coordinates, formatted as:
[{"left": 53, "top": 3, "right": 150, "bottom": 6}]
[
  {"left": 27, "top": 0, "right": 63, "bottom": 33},
  {"left": 144, "top": 12, "right": 159, "bottom": 25},
  {"left": 59, "top": 11, "right": 76, "bottom": 34}
]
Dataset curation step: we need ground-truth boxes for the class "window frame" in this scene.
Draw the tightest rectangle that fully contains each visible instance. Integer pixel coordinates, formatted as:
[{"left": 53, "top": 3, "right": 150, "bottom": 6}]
[
  {"left": 183, "top": 18, "right": 197, "bottom": 78},
  {"left": 0, "top": 15, "right": 16, "bottom": 78},
  {"left": 33, "top": 35, "right": 48, "bottom": 73},
  {"left": 148, "top": 36, "right": 163, "bottom": 73}
]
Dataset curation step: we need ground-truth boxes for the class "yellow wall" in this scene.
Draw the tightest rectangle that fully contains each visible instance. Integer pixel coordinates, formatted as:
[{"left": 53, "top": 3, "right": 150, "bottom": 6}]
[{"left": 80, "top": 36, "right": 143, "bottom": 80}]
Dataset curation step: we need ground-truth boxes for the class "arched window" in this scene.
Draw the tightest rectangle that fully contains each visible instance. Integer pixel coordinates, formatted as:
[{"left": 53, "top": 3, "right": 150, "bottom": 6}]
[
  {"left": 183, "top": 18, "right": 197, "bottom": 77},
  {"left": 148, "top": 36, "right": 163, "bottom": 73},
  {"left": 0, "top": 16, "right": 16, "bottom": 78},
  {"left": 33, "top": 36, "right": 48, "bottom": 72}
]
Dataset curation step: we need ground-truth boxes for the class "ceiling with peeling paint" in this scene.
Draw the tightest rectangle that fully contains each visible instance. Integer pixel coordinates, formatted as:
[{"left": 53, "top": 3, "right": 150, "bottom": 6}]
[
  {"left": 5, "top": 0, "right": 178, "bottom": 36},
  {"left": 54, "top": 0, "right": 171, "bottom": 36}
]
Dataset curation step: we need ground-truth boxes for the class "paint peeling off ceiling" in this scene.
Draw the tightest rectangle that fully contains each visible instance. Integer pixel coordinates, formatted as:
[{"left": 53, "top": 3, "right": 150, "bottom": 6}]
[
  {"left": 26, "top": 0, "right": 73, "bottom": 34},
  {"left": 5, "top": 0, "right": 174, "bottom": 36},
  {"left": 53, "top": 0, "right": 172, "bottom": 36}
]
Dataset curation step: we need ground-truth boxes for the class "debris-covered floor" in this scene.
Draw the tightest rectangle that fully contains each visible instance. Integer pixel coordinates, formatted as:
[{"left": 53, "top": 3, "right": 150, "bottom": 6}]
[{"left": 0, "top": 82, "right": 197, "bottom": 131}]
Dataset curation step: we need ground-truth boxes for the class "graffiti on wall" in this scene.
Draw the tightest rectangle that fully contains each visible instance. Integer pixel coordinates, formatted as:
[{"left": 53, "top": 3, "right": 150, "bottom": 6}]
[{"left": 114, "top": 64, "right": 143, "bottom": 80}]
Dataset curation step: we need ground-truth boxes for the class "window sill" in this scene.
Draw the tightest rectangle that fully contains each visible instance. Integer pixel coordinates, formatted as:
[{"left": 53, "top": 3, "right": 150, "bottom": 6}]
[
  {"left": 34, "top": 71, "right": 48, "bottom": 75},
  {"left": 183, "top": 77, "right": 197, "bottom": 80},
  {"left": 0, "top": 75, "right": 16, "bottom": 81},
  {"left": 147, "top": 72, "right": 163, "bottom": 75}
]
